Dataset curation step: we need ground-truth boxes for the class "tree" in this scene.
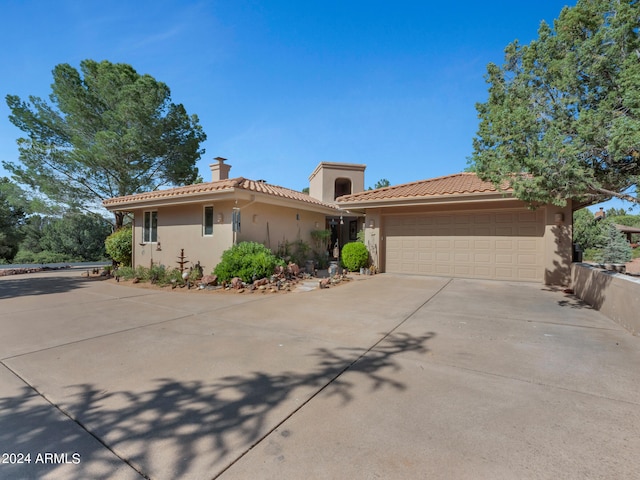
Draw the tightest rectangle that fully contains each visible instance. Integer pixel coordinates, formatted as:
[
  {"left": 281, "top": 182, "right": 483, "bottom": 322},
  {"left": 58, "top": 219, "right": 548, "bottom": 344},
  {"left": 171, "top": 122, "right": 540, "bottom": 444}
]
[
  {"left": 573, "top": 208, "right": 605, "bottom": 251},
  {"left": 0, "top": 178, "right": 26, "bottom": 262},
  {"left": 597, "top": 223, "right": 632, "bottom": 263},
  {"left": 38, "top": 212, "right": 112, "bottom": 261},
  {"left": 4, "top": 60, "right": 207, "bottom": 228},
  {"left": 471, "top": 0, "right": 640, "bottom": 207},
  {"left": 368, "top": 178, "right": 391, "bottom": 190}
]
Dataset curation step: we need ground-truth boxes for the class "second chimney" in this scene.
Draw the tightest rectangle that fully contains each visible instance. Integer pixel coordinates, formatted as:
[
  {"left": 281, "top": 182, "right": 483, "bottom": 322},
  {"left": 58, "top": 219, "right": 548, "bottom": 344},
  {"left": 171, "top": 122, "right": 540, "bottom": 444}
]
[{"left": 210, "top": 157, "right": 231, "bottom": 181}]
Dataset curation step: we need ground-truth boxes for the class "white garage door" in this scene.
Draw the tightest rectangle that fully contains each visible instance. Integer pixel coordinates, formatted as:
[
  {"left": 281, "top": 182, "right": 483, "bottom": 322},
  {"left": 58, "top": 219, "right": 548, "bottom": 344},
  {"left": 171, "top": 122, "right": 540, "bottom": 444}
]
[{"left": 385, "top": 209, "right": 545, "bottom": 281}]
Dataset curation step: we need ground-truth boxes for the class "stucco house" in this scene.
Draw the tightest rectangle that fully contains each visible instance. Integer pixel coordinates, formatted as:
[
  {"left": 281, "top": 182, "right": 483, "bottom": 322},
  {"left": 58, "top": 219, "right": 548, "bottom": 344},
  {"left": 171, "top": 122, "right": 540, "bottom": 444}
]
[
  {"left": 102, "top": 158, "right": 365, "bottom": 275},
  {"left": 337, "top": 173, "right": 573, "bottom": 285},
  {"left": 103, "top": 159, "right": 574, "bottom": 285}
]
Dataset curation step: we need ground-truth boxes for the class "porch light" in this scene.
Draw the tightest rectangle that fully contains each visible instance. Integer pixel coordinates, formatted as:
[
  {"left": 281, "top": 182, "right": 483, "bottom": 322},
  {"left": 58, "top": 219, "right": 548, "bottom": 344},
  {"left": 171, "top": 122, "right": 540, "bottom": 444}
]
[
  {"left": 369, "top": 219, "right": 375, "bottom": 228},
  {"left": 554, "top": 213, "right": 564, "bottom": 225},
  {"left": 217, "top": 213, "right": 224, "bottom": 224}
]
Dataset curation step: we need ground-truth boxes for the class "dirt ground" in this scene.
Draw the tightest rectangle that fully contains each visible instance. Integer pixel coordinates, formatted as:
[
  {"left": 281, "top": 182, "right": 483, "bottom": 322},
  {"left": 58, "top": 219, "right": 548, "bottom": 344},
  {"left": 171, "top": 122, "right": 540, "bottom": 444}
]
[{"left": 625, "top": 257, "right": 640, "bottom": 275}]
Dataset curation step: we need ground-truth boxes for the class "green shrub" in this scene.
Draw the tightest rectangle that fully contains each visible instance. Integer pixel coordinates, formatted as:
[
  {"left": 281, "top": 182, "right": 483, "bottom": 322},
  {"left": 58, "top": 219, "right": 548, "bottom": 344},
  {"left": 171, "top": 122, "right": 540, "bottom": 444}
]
[
  {"left": 341, "top": 242, "right": 369, "bottom": 271},
  {"left": 13, "top": 249, "right": 76, "bottom": 264},
  {"left": 277, "top": 238, "right": 311, "bottom": 266},
  {"left": 214, "top": 241, "right": 284, "bottom": 282},
  {"left": 596, "top": 224, "right": 632, "bottom": 264},
  {"left": 105, "top": 226, "right": 132, "bottom": 267},
  {"left": 115, "top": 266, "right": 136, "bottom": 280}
]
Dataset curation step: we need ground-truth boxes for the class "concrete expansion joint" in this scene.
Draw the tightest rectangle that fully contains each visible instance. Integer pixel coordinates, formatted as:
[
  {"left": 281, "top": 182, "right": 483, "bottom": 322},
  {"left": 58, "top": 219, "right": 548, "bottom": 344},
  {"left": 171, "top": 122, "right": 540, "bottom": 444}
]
[
  {"left": 215, "top": 278, "right": 455, "bottom": 478},
  {"left": 1, "top": 361, "right": 148, "bottom": 479}
]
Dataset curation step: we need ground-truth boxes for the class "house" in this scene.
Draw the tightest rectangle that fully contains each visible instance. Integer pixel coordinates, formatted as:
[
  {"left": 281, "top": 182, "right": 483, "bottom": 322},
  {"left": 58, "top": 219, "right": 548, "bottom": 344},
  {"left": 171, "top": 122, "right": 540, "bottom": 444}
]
[
  {"left": 337, "top": 173, "right": 573, "bottom": 285},
  {"left": 102, "top": 158, "right": 365, "bottom": 274},
  {"left": 104, "top": 160, "right": 574, "bottom": 285}
]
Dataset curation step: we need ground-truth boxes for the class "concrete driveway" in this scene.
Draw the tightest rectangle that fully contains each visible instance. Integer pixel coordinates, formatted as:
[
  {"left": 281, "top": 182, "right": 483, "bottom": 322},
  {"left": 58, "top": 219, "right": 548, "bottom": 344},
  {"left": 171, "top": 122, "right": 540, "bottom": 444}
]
[{"left": 1, "top": 270, "right": 638, "bottom": 479}]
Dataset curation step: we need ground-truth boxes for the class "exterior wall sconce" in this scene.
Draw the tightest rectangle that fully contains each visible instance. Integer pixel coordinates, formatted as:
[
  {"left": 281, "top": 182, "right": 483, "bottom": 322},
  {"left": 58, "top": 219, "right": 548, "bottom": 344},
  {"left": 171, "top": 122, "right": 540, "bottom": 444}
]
[
  {"left": 369, "top": 219, "right": 375, "bottom": 228},
  {"left": 554, "top": 213, "right": 565, "bottom": 225},
  {"left": 339, "top": 215, "right": 344, "bottom": 225},
  {"left": 217, "top": 213, "right": 224, "bottom": 224},
  {"left": 156, "top": 242, "right": 162, "bottom": 251},
  {"left": 252, "top": 214, "right": 258, "bottom": 224}
]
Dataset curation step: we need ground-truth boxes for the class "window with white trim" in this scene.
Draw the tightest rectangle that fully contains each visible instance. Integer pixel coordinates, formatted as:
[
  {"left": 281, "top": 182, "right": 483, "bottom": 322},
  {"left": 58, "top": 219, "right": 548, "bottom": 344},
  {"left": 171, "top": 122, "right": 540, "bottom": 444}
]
[
  {"left": 203, "top": 206, "right": 214, "bottom": 236},
  {"left": 143, "top": 211, "right": 158, "bottom": 243}
]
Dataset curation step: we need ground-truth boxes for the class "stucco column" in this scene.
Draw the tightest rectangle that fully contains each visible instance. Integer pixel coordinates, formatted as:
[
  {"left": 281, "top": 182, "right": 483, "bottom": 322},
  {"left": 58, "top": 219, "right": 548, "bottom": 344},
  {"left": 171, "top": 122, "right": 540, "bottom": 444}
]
[
  {"left": 543, "top": 202, "right": 573, "bottom": 285},
  {"left": 364, "top": 209, "right": 382, "bottom": 271}
]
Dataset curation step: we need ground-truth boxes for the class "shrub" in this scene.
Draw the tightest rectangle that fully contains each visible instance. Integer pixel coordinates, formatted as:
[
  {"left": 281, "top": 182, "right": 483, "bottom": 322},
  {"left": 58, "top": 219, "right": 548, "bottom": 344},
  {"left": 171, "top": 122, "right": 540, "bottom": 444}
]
[
  {"left": 214, "top": 241, "right": 283, "bottom": 282},
  {"left": 105, "top": 226, "right": 132, "bottom": 267},
  {"left": 277, "top": 239, "right": 311, "bottom": 266},
  {"left": 341, "top": 242, "right": 369, "bottom": 271},
  {"left": 13, "top": 249, "right": 76, "bottom": 264},
  {"left": 596, "top": 224, "right": 632, "bottom": 264}
]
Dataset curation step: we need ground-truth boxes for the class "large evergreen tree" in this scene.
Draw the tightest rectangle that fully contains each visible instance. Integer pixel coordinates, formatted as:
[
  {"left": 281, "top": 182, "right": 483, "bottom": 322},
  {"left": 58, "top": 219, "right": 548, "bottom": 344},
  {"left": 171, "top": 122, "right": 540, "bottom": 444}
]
[
  {"left": 0, "top": 178, "right": 26, "bottom": 262},
  {"left": 4, "top": 60, "right": 207, "bottom": 228},
  {"left": 471, "top": 0, "right": 640, "bottom": 207}
]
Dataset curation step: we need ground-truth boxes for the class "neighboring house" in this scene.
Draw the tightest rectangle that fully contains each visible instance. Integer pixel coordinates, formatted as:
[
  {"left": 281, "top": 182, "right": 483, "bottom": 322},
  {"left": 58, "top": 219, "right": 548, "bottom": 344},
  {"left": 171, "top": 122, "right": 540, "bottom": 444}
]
[
  {"left": 104, "top": 160, "right": 574, "bottom": 285},
  {"left": 103, "top": 159, "right": 364, "bottom": 274},
  {"left": 337, "top": 173, "right": 574, "bottom": 285}
]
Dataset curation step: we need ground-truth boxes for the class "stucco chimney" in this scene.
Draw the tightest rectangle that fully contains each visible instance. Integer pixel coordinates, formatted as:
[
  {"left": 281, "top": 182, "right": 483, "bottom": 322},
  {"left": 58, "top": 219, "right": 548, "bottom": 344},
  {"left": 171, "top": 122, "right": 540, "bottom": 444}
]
[{"left": 210, "top": 157, "right": 231, "bottom": 181}]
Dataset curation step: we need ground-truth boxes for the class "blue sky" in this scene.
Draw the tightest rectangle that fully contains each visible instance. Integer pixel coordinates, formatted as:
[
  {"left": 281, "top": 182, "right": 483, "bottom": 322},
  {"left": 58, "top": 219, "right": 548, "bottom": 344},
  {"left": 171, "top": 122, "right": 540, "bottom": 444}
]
[{"left": 0, "top": 0, "right": 634, "bottom": 212}]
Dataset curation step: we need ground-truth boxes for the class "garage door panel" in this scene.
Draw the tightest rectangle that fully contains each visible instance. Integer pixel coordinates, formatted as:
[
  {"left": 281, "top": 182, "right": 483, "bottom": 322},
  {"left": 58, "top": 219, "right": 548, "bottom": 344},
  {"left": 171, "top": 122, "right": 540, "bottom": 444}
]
[{"left": 385, "top": 209, "right": 544, "bottom": 281}]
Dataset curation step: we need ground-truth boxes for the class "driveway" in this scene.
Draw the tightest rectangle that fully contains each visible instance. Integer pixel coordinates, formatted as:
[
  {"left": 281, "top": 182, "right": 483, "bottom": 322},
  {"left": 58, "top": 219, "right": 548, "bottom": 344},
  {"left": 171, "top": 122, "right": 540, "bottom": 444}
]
[{"left": 1, "top": 270, "right": 638, "bottom": 479}]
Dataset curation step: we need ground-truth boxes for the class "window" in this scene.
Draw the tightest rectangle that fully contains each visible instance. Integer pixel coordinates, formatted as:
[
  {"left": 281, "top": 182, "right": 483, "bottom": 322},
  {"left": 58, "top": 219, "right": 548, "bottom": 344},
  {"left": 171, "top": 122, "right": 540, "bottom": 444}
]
[
  {"left": 203, "top": 206, "right": 214, "bottom": 236},
  {"left": 143, "top": 211, "right": 157, "bottom": 243}
]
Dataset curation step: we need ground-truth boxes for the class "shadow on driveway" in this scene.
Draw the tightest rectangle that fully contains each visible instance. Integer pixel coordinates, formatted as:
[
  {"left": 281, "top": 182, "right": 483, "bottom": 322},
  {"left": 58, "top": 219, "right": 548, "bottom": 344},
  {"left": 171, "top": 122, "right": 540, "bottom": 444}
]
[
  {"left": 0, "top": 274, "right": 108, "bottom": 300},
  {"left": 1, "top": 331, "right": 434, "bottom": 479}
]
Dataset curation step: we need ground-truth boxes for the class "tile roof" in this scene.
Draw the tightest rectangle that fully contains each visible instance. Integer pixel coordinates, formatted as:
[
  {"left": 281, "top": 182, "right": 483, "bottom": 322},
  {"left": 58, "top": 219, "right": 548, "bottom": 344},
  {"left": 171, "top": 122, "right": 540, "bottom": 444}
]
[
  {"left": 337, "top": 172, "right": 511, "bottom": 203},
  {"left": 103, "top": 177, "right": 338, "bottom": 210}
]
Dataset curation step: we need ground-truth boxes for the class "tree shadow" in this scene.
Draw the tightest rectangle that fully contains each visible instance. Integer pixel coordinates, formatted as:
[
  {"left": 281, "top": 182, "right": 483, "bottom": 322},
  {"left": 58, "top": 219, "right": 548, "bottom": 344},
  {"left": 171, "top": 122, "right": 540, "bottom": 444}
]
[
  {"left": 1, "top": 331, "right": 435, "bottom": 479},
  {"left": 0, "top": 273, "right": 107, "bottom": 300}
]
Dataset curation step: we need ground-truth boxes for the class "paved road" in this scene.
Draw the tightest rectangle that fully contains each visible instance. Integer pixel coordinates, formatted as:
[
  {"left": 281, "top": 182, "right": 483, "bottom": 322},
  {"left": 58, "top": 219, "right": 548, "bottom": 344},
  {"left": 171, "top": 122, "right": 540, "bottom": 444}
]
[{"left": 1, "top": 270, "right": 639, "bottom": 479}]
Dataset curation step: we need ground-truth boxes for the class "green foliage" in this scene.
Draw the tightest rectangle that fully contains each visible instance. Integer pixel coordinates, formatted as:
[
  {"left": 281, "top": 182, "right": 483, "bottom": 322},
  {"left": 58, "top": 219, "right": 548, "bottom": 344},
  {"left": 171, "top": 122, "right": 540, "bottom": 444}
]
[
  {"left": 340, "top": 242, "right": 369, "bottom": 271},
  {"left": 573, "top": 209, "right": 605, "bottom": 251},
  {"left": 105, "top": 226, "right": 132, "bottom": 266},
  {"left": 368, "top": 178, "right": 391, "bottom": 190},
  {"left": 13, "top": 250, "right": 73, "bottom": 264},
  {"left": 39, "top": 212, "right": 111, "bottom": 261},
  {"left": 471, "top": 0, "right": 640, "bottom": 207},
  {"left": 214, "top": 242, "right": 284, "bottom": 283},
  {"left": 0, "top": 178, "right": 26, "bottom": 262},
  {"left": 310, "top": 229, "right": 331, "bottom": 268},
  {"left": 596, "top": 224, "right": 632, "bottom": 264},
  {"left": 277, "top": 238, "right": 311, "bottom": 266},
  {"left": 4, "top": 59, "right": 207, "bottom": 228}
]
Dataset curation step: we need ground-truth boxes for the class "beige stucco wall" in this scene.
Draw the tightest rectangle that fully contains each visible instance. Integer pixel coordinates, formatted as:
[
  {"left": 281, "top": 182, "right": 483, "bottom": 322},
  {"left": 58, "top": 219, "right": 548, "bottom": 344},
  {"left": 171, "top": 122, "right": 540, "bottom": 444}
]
[
  {"left": 309, "top": 162, "right": 365, "bottom": 203},
  {"left": 572, "top": 263, "right": 640, "bottom": 335},
  {"left": 130, "top": 200, "right": 328, "bottom": 274},
  {"left": 543, "top": 202, "right": 573, "bottom": 286}
]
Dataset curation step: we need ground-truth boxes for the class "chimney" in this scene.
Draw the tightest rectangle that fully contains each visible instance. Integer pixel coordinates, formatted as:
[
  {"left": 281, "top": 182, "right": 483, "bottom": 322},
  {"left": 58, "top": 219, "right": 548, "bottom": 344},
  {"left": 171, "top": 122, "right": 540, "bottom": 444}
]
[{"left": 210, "top": 157, "right": 231, "bottom": 181}]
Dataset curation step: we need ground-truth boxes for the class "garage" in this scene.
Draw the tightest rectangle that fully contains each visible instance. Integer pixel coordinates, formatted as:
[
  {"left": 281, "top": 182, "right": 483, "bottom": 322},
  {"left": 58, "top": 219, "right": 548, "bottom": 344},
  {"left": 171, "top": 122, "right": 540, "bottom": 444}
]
[
  {"left": 384, "top": 209, "right": 545, "bottom": 281},
  {"left": 337, "top": 172, "right": 573, "bottom": 285}
]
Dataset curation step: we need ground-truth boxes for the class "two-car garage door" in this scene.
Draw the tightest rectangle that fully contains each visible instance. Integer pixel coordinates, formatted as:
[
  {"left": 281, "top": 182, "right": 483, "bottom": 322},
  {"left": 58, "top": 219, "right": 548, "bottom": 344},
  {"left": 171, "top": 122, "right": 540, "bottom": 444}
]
[{"left": 384, "top": 209, "right": 545, "bottom": 282}]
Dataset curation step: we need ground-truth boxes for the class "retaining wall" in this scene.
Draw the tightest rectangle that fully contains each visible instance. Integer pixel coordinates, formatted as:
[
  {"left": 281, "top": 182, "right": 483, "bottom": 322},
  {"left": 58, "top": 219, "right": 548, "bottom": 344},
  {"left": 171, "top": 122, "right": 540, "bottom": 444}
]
[{"left": 571, "top": 263, "right": 640, "bottom": 336}]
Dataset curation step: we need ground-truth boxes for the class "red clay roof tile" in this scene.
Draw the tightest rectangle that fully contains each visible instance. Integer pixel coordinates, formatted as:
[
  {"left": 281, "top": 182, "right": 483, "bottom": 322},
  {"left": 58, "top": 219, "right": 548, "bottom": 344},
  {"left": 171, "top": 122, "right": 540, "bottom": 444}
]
[
  {"left": 103, "top": 177, "right": 338, "bottom": 210},
  {"left": 337, "top": 172, "right": 510, "bottom": 203}
]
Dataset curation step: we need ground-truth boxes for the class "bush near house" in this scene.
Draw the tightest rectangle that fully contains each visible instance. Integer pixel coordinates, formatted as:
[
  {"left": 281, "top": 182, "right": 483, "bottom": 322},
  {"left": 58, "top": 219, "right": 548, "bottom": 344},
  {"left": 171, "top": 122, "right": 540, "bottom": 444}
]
[
  {"left": 341, "top": 242, "right": 369, "bottom": 271},
  {"left": 214, "top": 241, "right": 284, "bottom": 283},
  {"left": 105, "top": 226, "right": 132, "bottom": 267}
]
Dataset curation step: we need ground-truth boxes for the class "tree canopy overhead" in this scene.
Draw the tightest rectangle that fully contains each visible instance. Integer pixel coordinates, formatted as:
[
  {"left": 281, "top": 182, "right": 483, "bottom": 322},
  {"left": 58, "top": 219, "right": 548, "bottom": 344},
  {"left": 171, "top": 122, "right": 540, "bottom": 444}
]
[
  {"left": 4, "top": 60, "right": 207, "bottom": 227},
  {"left": 470, "top": 0, "right": 640, "bottom": 207}
]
